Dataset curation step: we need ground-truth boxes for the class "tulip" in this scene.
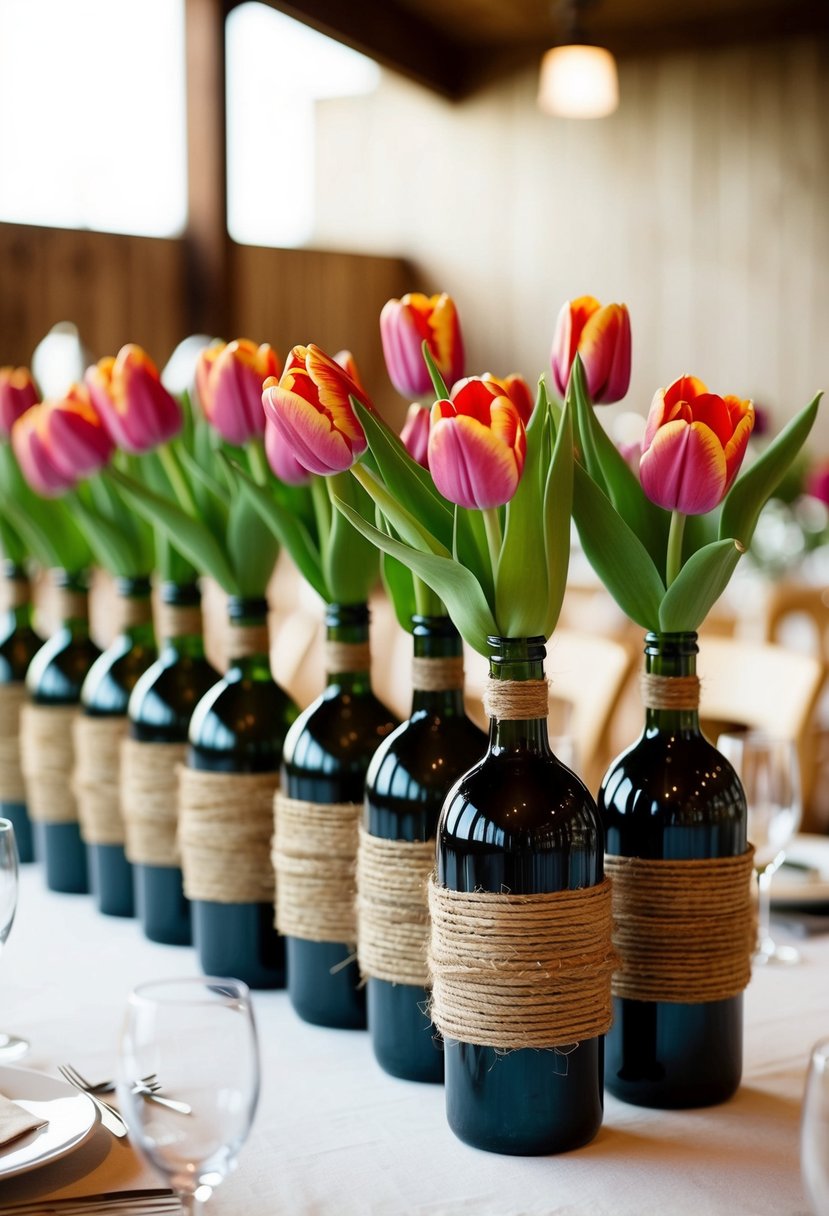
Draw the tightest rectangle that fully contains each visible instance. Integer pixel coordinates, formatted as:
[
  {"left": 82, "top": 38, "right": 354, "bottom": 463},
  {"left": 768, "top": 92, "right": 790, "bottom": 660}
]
[
  {"left": 333, "top": 349, "right": 367, "bottom": 393},
  {"left": 380, "top": 292, "right": 464, "bottom": 398},
  {"left": 85, "top": 344, "right": 182, "bottom": 454},
  {"left": 807, "top": 460, "right": 829, "bottom": 508},
  {"left": 0, "top": 367, "right": 39, "bottom": 437},
  {"left": 400, "top": 403, "right": 431, "bottom": 468},
  {"left": 551, "top": 296, "right": 631, "bottom": 404},
  {"left": 427, "top": 377, "right": 526, "bottom": 511},
  {"left": 196, "top": 338, "right": 281, "bottom": 445},
  {"left": 261, "top": 343, "right": 373, "bottom": 476},
  {"left": 639, "top": 375, "right": 754, "bottom": 516},
  {"left": 11, "top": 383, "right": 115, "bottom": 497},
  {"left": 264, "top": 418, "right": 312, "bottom": 485},
  {"left": 479, "top": 373, "right": 534, "bottom": 425}
]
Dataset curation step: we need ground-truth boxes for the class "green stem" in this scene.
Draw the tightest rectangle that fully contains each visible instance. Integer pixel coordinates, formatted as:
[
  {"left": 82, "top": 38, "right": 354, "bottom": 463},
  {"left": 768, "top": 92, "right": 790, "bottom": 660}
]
[
  {"left": 310, "top": 475, "right": 332, "bottom": 559},
  {"left": 247, "top": 437, "right": 269, "bottom": 486},
  {"left": 482, "top": 507, "right": 502, "bottom": 582},
  {"left": 158, "top": 441, "right": 198, "bottom": 517},
  {"left": 666, "top": 510, "right": 686, "bottom": 587},
  {"left": 413, "top": 574, "right": 444, "bottom": 617}
]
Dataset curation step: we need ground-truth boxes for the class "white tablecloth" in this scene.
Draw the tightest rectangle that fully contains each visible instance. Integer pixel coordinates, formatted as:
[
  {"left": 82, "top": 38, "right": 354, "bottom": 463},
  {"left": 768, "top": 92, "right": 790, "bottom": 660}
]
[{"left": 1, "top": 865, "right": 825, "bottom": 1215}]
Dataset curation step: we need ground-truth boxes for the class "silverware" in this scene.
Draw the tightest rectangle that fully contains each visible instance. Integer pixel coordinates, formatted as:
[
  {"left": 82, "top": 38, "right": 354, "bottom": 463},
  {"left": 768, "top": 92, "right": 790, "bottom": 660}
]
[
  {"left": 0, "top": 1189, "right": 179, "bottom": 1214},
  {"left": 57, "top": 1065, "right": 129, "bottom": 1138},
  {"left": 62, "top": 1065, "right": 157, "bottom": 1095},
  {"left": 131, "top": 1078, "right": 192, "bottom": 1115}
]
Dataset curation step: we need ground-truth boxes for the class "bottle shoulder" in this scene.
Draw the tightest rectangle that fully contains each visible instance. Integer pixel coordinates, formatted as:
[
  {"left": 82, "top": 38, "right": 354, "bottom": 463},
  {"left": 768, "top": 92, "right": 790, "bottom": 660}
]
[
  {"left": 81, "top": 637, "right": 158, "bottom": 714},
  {"left": 26, "top": 629, "right": 102, "bottom": 703},
  {"left": 0, "top": 625, "right": 42, "bottom": 682},
  {"left": 366, "top": 710, "right": 486, "bottom": 803},
  {"left": 188, "top": 667, "right": 299, "bottom": 765},
  {"left": 128, "top": 651, "right": 221, "bottom": 737},
  {"left": 282, "top": 683, "right": 399, "bottom": 771}
]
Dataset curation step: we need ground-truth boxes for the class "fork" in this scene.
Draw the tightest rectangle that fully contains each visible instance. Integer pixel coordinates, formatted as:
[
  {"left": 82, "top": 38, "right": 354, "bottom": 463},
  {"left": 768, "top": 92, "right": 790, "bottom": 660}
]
[
  {"left": 0, "top": 1190, "right": 179, "bottom": 1214},
  {"left": 58, "top": 1064, "right": 129, "bottom": 1138},
  {"left": 131, "top": 1078, "right": 192, "bottom": 1115},
  {"left": 63, "top": 1064, "right": 157, "bottom": 1095}
]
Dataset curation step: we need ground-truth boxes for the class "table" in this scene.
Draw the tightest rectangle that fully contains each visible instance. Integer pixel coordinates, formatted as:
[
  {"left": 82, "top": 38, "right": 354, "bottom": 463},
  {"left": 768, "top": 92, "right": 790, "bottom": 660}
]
[{"left": 1, "top": 865, "right": 824, "bottom": 1215}]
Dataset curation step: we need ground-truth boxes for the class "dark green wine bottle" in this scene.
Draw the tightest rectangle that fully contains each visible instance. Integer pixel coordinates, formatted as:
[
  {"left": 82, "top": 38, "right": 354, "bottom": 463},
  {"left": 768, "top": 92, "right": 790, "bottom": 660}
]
[
  {"left": 438, "top": 636, "right": 604, "bottom": 1155},
  {"left": 282, "top": 602, "right": 398, "bottom": 1030},
  {"left": 80, "top": 576, "right": 157, "bottom": 917},
  {"left": 365, "top": 615, "right": 485, "bottom": 1082},
  {"left": 600, "top": 631, "right": 747, "bottom": 1109},
  {"left": 128, "top": 581, "right": 220, "bottom": 945},
  {"left": 0, "top": 563, "right": 42, "bottom": 863},
  {"left": 188, "top": 595, "right": 298, "bottom": 989},
  {"left": 26, "top": 570, "right": 100, "bottom": 893}
]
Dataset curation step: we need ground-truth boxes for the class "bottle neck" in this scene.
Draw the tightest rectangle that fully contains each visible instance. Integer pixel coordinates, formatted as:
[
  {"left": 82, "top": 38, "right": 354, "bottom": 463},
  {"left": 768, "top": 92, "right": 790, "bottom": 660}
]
[
  {"left": 1, "top": 563, "right": 32, "bottom": 633},
  {"left": 226, "top": 596, "right": 271, "bottom": 679},
  {"left": 114, "top": 576, "right": 155, "bottom": 646},
  {"left": 325, "top": 602, "right": 371, "bottom": 694},
  {"left": 410, "top": 615, "right": 466, "bottom": 716},
  {"left": 159, "top": 582, "right": 206, "bottom": 659},
  {"left": 643, "top": 631, "right": 701, "bottom": 735},
  {"left": 53, "top": 570, "right": 90, "bottom": 637},
  {"left": 486, "top": 636, "right": 550, "bottom": 755}
]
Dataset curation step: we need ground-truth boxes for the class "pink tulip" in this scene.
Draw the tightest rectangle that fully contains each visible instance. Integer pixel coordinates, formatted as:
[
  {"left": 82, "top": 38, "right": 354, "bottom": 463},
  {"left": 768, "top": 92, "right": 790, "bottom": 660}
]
[
  {"left": 264, "top": 418, "right": 312, "bottom": 485},
  {"left": 807, "top": 460, "right": 829, "bottom": 507},
  {"left": 85, "top": 345, "right": 182, "bottom": 454},
  {"left": 639, "top": 375, "right": 754, "bottom": 515},
  {"left": 400, "top": 403, "right": 431, "bottom": 468},
  {"left": 261, "top": 344, "right": 373, "bottom": 476},
  {"left": 11, "top": 383, "right": 115, "bottom": 497},
  {"left": 427, "top": 377, "right": 527, "bottom": 510},
  {"left": 196, "top": 338, "right": 281, "bottom": 445},
  {"left": 551, "top": 296, "right": 631, "bottom": 404},
  {"left": 380, "top": 292, "right": 464, "bottom": 398},
  {"left": 0, "top": 367, "right": 39, "bottom": 437}
]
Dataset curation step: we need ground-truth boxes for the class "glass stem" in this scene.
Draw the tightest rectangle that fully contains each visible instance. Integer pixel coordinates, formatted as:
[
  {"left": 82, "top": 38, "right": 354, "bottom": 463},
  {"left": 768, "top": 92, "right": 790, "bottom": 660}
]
[
  {"left": 179, "top": 1192, "right": 206, "bottom": 1215},
  {"left": 756, "top": 866, "right": 774, "bottom": 951}
]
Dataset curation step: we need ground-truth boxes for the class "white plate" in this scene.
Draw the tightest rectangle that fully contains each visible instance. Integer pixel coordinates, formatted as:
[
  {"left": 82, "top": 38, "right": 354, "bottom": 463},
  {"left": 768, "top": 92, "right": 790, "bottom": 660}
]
[
  {"left": 0, "top": 1065, "right": 97, "bottom": 1180},
  {"left": 771, "top": 834, "right": 829, "bottom": 907}
]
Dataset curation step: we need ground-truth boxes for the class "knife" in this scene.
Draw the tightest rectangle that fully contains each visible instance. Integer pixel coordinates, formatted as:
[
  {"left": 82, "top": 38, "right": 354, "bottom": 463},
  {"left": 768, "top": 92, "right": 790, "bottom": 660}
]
[{"left": 56, "top": 1067, "right": 129, "bottom": 1138}]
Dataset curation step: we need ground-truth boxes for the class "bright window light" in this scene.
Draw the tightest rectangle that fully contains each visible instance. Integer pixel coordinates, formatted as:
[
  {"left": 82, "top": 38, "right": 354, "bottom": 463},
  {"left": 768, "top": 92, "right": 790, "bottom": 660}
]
[
  {"left": 226, "top": 3, "right": 380, "bottom": 248},
  {"left": 0, "top": 0, "right": 187, "bottom": 237}
]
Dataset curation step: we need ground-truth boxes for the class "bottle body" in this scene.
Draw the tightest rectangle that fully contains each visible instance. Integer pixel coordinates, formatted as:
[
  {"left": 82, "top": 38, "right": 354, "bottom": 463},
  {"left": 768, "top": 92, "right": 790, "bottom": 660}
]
[
  {"left": 437, "top": 636, "right": 605, "bottom": 1155},
  {"left": 128, "top": 582, "right": 220, "bottom": 945},
  {"left": 365, "top": 617, "right": 485, "bottom": 1082},
  {"left": 187, "top": 597, "right": 297, "bottom": 989},
  {"left": 282, "top": 603, "right": 398, "bottom": 1029},
  {"left": 600, "top": 632, "right": 747, "bottom": 1109},
  {"left": 0, "top": 565, "right": 42, "bottom": 862}
]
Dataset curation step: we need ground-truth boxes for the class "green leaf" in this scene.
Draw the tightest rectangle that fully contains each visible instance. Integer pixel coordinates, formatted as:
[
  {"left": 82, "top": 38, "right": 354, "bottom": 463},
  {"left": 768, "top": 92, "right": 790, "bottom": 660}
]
[
  {"left": 0, "top": 447, "right": 91, "bottom": 571},
  {"left": 453, "top": 506, "right": 494, "bottom": 609},
  {"left": 659, "top": 538, "right": 744, "bottom": 632},
  {"left": 720, "top": 392, "right": 822, "bottom": 547},
  {"left": 351, "top": 463, "right": 449, "bottom": 556},
  {"left": 226, "top": 493, "right": 280, "bottom": 597},
  {"left": 422, "top": 342, "right": 450, "bottom": 400},
  {"left": 572, "top": 462, "right": 665, "bottom": 631},
  {"left": 0, "top": 514, "right": 26, "bottom": 565},
  {"left": 69, "top": 490, "right": 150, "bottom": 578},
  {"left": 324, "top": 473, "right": 380, "bottom": 604},
  {"left": 176, "top": 446, "right": 230, "bottom": 537},
  {"left": 333, "top": 495, "right": 498, "bottom": 653},
  {"left": 542, "top": 387, "right": 575, "bottom": 639},
  {"left": 380, "top": 550, "right": 417, "bottom": 632}
]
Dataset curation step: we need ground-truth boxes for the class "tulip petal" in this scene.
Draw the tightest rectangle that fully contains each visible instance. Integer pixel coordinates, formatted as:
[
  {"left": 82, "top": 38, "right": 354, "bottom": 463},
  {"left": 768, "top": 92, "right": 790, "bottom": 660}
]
[
  {"left": 664, "top": 375, "right": 709, "bottom": 409},
  {"left": 640, "top": 419, "right": 727, "bottom": 515},
  {"left": 428, "top": 413, "right": 522, "bottom": 510},
  {"left": 263, "top": 384, "right": 357, "bottom": 475},
  {"left": 723, "top": 405, "right": 755, "bottom": 491}
]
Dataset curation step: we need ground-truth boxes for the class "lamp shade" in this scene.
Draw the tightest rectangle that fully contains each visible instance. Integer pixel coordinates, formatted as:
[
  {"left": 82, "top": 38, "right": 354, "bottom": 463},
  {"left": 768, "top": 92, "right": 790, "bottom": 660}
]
[{"left": 537, "top": 44, "right": 619, "bottom": 118}]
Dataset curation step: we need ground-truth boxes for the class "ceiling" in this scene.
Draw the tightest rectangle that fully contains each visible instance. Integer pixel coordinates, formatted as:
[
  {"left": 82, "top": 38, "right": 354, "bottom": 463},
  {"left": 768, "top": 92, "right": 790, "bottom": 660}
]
[{"left": 252, "top": 0, "right": 829, "bottom": 99}]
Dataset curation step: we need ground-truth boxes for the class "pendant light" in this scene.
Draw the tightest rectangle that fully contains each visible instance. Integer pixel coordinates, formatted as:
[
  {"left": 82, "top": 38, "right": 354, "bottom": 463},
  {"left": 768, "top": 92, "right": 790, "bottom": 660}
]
[{"left": 537, "top": 0, "right": 619, "bottom": 119}]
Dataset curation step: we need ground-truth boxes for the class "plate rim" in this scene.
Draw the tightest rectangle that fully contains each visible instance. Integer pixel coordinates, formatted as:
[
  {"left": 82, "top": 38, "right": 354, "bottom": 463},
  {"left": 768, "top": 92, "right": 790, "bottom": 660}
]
[
  {"left": 0, "top": 1063, "right": 98, "bottom": 1180},
  {"left": 771, "top": 832, "right": 829, "bottom": 907}
]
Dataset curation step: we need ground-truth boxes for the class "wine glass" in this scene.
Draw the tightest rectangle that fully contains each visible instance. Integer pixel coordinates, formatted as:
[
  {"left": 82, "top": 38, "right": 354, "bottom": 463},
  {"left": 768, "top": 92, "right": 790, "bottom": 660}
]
[
  {"left": 717, "top": 730, "right": 802, "bottom": 965},
  {"left": 117, "top": 977, "right": 260, "bottom": 1214},
  {"left": 802, "top": 1037, "right": 829, "bottom": 1214},
  {"left": 0, "top": 818, "right": 28, "bottom": 1060}
]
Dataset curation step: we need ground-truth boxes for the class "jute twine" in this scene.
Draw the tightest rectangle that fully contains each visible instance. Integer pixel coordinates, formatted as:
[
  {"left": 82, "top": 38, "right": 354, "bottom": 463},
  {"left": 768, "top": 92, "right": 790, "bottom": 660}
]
[
  {"left": 121, "top": 738, "right": 187, "bottom": 867},
  {"left": 411, "top": 655, "right": 464, "bottom": 692},
  {"left": 605, "top": 848, "right": 756, "bottom": 1003},
  {"left": 428, "top": 877, "right": 616, "bottom": 1049},
  {"left": 273, "top": 792, "right": 362, "bottom": 943},
  {"left": 54, "top": 588, "right": 88, "bottom": 622},
  {"left": 356, "top": 826, "right": 436, "bottom": 986},
  {"left": 226, "top": 623, "right": 270, "bottom": 660},
  {"left": 156, "top": 602, "right": 203, "bottom": 642},
  {"left": 178, "top": 766, "right": 278, "bottom": 903},
  {"left": 113, "top": 595, "right": 152, "bottom": 633},
  {"left": 2, "top": 577, "right": 30, "bottom": 610},
  {"left": 0, "top": 685, "right": 26, "bottom": 802},
  {"left": 73, "top": 715, "right": 128, "bottom": 845},
  {"left": 482, "top": 678, "right": 549, "bottom": 721},
  {"left": 640, "top": 673, "right": 701, "bottom": 710},
  {"left": 326, "top": 640, "right": 371, "bottom": 675},
  {"left": 19, "top": 704, "right": 79, "bottom": 824}
]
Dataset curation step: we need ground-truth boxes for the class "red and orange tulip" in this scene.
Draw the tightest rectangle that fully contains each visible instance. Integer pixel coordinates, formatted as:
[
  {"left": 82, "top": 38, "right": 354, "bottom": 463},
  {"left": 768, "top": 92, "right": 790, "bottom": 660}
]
[
  {"left": 551, "top": 296, "right": 631, "bottom": 404},
  {"left": 639, "top": 375, "right": 754, "bottom": 515},
  {"left": 399, "top": 403, "right": 431, "bottom": 468},
  {"left": 85, "top": 345, "right": 182, "bottom": 454},
  {"left": 261, "top": 344, "right": 373, "bottom": 476},
  {"left": 380, "top": 292, "right": 464, "bottom": 398},
  {"left": 11, "top": 383, "right": 114, "bottom": 497},
  {"left": 196, "top": 339, "right": 280, "bottom": 445},
  {"left": 0, "top": 367, "right": 39, "bottom": 437},
  {"left": 427, "top": 377, "right": 527, "bottom": 510},
  {"left": 478, "top": 373, "right": 534, "bottom": 425}
]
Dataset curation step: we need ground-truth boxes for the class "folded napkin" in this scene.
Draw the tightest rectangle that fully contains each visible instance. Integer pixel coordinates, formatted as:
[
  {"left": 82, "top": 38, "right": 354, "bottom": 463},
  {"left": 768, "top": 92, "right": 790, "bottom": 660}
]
[{"left": 0, "top": 1092, "right": 48, "bottom": 1148}]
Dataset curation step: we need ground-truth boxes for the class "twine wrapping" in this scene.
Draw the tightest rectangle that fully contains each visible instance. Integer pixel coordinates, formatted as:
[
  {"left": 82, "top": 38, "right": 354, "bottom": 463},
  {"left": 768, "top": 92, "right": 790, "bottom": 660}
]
[
  {"left": 640, "top": 673, "right": 701, "bottom": 710},
  {"left": 73, "top": 715, "right": 128, "bottom": 845},
  {"left": 156, "top": 602, "right": 203, "bottom": 642},
  {"left": 356, "top": 826, "right": 435, "bottom": 986},
  {"left": 605, "top": 848, "right": 756, "bottom": 1003},
  {"left": 482, "top": 678, "right": 549, "bottom": 721},
  {"left": 326, "top": 640, "right": 371, "bottom": 675},
  {"left": 2, "top": 577, "right": 30, "bottom": 610},
  {"left": 54, "top": 588, "right": 88, "bottom": 623},
  {"left": 178, "top": 766, "right": 278, "bottom": 903},
  {"left": 0, "top": 685, "right": 27, "bottom": 802},
  {"left": 411, "top": 655, "right": 464, "bottom": 692},
  {"left": 226, "top": 623, "right": 270, "bottom": 660},
  {"left": 19, "top": 704, "right": 79, "bottom": 824},
  {"left": 273, "top": 792, "right": 362, "bottom": 943},
  {"left": 121, "top": 738, "right": 187, "bottom": 866},
  {"left": 428, "top": 877, "right": 615, "bottom": 1049},
  {"left": 113, "top": 595, "right": 152, "bottom": 633}
]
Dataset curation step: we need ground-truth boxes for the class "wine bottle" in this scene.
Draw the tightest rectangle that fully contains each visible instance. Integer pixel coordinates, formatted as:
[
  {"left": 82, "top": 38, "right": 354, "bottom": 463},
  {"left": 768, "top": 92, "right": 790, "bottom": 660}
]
[
  {"left": 600, "top": 631, "right": 747, "bottom": 1109},
  {"left": 437, "top": 636, "right": 605, "bottom": 1155},
  {"left": 126, "top": 581, "right": 219, "bottom": 944},
  {"left": 281, "top": 602, "right": 398, "bottom": 1029},
  {"left": 78, "top": 576, "right": 157, "bottom": 916},
  {"left": 0, "top": 563, "right": 41, "bottom": 862},
  {"left": 24, "top": 570, "right": 100, "bottom": 893},
  {"left": 187, "top": 595, "right": 297, "bottom": 989},
  {"left": 364, "top": 615, "right": 485, "bottom": 1082}
]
